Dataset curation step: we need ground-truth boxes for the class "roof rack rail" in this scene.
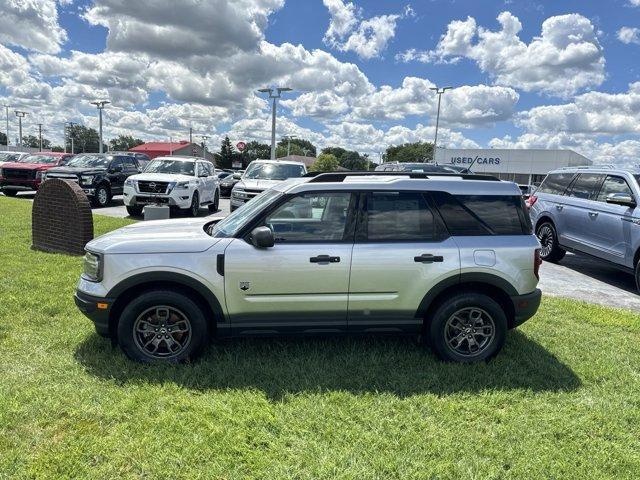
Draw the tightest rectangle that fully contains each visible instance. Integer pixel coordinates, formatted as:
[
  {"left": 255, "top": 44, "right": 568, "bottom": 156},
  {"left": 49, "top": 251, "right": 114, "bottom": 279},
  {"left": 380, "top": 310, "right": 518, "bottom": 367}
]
[
  {"left": 307, "top": 171, "right": 500, "bottom": 183},
  {"left": 557, "top": 164, "right": 615, "bottom": 170}
]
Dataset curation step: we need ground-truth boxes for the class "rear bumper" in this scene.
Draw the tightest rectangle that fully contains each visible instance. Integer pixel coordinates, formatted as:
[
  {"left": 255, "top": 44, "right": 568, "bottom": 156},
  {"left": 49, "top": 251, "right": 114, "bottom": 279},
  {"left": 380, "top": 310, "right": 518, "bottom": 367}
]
[
  {"left": 510, "top": 288, "right": 542, "bottom": 328},
  {"left": 74, "top": 289, "right": 114, "bottom": 335}
]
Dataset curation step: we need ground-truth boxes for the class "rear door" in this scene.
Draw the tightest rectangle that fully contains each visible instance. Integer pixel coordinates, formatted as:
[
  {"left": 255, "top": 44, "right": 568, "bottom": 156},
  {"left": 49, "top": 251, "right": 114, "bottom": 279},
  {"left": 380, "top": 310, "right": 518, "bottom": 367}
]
[
  {"left": 348, "top": 191, "right": 460, "bottom": 333},
  {"left": 224, "top": 191, "right": 356, "bottom": 334},
  {"left": 533, "top": 172, "right": 576, "bottom": 237},
  {"left": 562, "top": 173, "right": 605, "bottom": 250},
  {"left": 107, "top": 157, "right": 127, "bottom": 194}
]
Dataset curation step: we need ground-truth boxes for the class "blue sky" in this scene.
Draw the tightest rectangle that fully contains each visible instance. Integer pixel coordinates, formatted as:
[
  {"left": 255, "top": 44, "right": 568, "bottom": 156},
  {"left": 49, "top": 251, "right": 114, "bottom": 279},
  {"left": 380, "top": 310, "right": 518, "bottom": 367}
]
[{"left": 1, "top": 0, "right": 640, "bottom": 163}]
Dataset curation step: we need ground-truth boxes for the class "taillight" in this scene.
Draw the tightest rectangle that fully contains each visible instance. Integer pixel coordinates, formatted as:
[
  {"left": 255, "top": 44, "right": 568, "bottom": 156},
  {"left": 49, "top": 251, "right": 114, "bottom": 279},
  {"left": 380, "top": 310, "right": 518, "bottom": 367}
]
[
  {"left": 534, "top": 248, "right": 542, "bottom": 279},
  {"left": 526, "top": 195, "right": 537, "bottom": 209}
]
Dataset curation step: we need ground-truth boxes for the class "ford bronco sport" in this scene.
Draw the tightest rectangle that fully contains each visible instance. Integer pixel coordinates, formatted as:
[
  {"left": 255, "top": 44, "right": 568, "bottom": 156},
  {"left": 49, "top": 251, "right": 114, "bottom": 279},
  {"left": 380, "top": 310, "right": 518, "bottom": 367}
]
[{"left": 75, "top": 172, "right": 542, "bottom": 363}]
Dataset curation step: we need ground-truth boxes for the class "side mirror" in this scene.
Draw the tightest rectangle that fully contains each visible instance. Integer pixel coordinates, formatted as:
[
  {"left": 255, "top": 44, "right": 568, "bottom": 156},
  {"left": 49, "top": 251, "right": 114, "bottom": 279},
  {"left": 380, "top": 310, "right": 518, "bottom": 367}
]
[
  {"left": 233, "top": 173, "right": 242, "bottom": 179},
  {"left": 250, "top": 226, "right": 274, "bottom": 248},
  {"left": 606, "top": 192, "right": 636, "bottom": 208}
]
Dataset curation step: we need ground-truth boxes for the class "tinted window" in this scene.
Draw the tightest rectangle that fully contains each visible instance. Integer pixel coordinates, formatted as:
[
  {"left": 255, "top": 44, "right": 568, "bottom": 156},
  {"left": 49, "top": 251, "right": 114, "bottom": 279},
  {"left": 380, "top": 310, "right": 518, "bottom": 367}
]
[
  {"left": 265, "top": 192, "right": 353, "bottom": 242},
  {"left": 597, "top": 176, "right": 633, "bottom": 202},
  {"left": 567, "top": 173, "right": 604, "bottom": 200},
  {"left": 144, "top": 159, "right": 195, "bottom": 176},
  {"left": 433, "top": 192, "right": 528, "bottom": 235},
  {"left": 122, "top": 157, "right": 137, "bottom": 169},
  {"left": 64, "top": 154, "right": 110, "bottom": 168},
  {"left": 537, "top": 172, "right": 575, "bottom": 195},
  {"left": 366, "top": 192, "right": 436, "bottom": 241}
]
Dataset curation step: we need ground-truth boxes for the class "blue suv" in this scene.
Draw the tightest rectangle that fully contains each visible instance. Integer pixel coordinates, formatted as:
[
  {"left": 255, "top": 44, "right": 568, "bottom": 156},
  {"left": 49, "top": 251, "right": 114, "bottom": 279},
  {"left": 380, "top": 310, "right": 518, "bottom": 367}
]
[{"left": 529, "top": 166, "right": 640, "bottom": 292}]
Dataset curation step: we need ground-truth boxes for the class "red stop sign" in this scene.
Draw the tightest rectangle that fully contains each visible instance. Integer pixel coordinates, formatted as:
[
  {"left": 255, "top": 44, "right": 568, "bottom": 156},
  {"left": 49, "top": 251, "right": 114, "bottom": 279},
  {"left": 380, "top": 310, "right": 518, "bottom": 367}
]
[{"left": 236, "top": 141, "right": 246, "bottom": 152}]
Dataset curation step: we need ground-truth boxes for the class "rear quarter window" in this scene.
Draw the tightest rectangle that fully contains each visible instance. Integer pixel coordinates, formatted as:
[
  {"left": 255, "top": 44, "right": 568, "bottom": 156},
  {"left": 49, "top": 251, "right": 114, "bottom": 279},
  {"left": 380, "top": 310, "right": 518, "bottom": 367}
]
[
  {"left": 432, "top": 192, "right": 530, "bottom": 236},
  {"left": 537, "top": 172, "right": 575, "bottom": 195}
]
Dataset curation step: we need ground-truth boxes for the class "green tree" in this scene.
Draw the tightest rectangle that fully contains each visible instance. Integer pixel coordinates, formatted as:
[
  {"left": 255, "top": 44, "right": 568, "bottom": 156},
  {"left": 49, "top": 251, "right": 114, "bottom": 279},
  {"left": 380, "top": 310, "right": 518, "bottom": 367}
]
[
  {"left": 383, "top": 141, "right": 434, "bottom": 163},
  {"left": 50, "top": 145, "right": 65, "bottom": 152},
  {"left": 22, "top": 135, "right": 52, "bottom": 150},
  {"left": 321, "top": 146, "right": 370, "bottom": 170},
  {"left": 66, "top": 125, "right": 105, "bottom": 153},
  {"left": 109, "top": 135, "right": 144, "bottom": 151},
  {"left": 214, "top": 136, "right": 241, "bottom": 169},
  {"left": 310, "top": 153, "right": 339, "bottom": 172},
  {"left": 276, "top": 138, "right": 317, "bottom": 157}
]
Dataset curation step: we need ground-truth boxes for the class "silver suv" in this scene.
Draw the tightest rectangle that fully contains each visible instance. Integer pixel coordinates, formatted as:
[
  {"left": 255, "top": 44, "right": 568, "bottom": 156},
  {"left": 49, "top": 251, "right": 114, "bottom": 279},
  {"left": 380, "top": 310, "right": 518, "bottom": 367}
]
[
  {"left": 529, "top": 166, "right": 640, "bottom": 291},
  {"left": 74, "top": 172, "right": 542, "bottom": 363}
]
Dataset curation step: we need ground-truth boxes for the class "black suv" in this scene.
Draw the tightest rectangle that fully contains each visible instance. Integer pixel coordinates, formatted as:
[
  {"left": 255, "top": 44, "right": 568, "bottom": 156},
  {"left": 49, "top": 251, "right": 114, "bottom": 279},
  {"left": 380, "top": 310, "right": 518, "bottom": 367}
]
[{"left": 45, "top": 153, "right": 141, "bottom": 207}]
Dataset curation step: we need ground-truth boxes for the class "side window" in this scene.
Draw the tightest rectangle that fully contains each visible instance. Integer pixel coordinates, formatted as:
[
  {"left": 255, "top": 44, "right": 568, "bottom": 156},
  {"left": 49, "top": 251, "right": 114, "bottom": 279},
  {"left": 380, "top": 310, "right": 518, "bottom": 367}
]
[
  {"left": 205, "top": 163, "right": 215, "bottom": 176},
  {"left": 110, "top": 158, "right": 124, "bottom": 170},
  {"left": 124, "top": 157, "right": 137, "bottom": 169},
  {"left": 264, "top": 192, "right": 354, "bottom": 242},
  {"left": 537, "top": 172, "right": 575, "bottom": 195},
  {"left": 597, "top": 176, "right": 633, "bottom": 202},
  {"left": 432, "top": 192, "right": 528, "bottom": 236},
  {"left": 366, "top": 192, "right": 437, "bottom": 241},
  {"left": 567, "top": 173, "right": 605, "bottom": 200},
  {"left": 196, "top": 162, "right": 207, "bottom": 177}
]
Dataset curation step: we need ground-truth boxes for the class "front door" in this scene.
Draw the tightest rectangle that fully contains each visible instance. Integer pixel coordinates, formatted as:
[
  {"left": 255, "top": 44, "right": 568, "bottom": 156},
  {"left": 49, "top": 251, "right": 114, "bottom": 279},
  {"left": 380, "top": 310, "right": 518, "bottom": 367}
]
[
  {"left": 348, "top": 191, "right": 460, "bottom": 333},
  {"left": 224, "top": 191, "right": 357, "bottom": 334}
]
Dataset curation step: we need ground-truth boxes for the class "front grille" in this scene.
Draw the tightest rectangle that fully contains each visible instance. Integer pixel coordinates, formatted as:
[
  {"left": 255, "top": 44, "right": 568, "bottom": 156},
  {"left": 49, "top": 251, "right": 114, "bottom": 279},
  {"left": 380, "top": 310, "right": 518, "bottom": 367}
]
[
  {"left": 3, "top": 168, "right": 35, "bottom": 180},
  {"left": 138, "top": 181, "right": 169, "bottom": 194},
  {"left": 47, "top": 173, "right": 79, "bottom": 182},
  {"left": 244, "top": 188, "right": 263, "bottom": 197}
]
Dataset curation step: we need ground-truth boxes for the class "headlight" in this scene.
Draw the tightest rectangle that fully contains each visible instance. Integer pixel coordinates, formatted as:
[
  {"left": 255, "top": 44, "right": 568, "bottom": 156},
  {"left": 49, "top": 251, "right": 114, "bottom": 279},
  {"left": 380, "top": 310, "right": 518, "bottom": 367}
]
[
  {"left": 36, "top": 171, "right": 44, "bottom": 180},
  {"left": 124, "top": 178, "right": 137, "bottom": 187},
  {"left": 232, "top": 188, "right": 247, "bottom": 199},
  {"left": 174, "top": 181, "right": 190, "bottom": 189},
  {"left": 82, "top": 251, "right": 102, "bottom": 282},
  {"left": 81, "top": 175, "right": 94, "bottom": 185}
]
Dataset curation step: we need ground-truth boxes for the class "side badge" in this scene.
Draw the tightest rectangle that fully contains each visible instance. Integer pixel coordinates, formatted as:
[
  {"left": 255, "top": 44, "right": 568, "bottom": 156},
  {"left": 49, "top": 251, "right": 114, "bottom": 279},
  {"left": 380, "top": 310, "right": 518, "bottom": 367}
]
[{"left": 239, "top": 281, "right": 250, "bottom": 292}]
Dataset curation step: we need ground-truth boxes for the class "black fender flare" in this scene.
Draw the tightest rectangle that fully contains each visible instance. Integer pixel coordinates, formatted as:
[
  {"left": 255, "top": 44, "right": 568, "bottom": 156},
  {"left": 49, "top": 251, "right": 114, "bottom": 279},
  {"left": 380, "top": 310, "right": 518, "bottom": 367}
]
[{"left": 415, "top": 272, "right": 518, "bottom": 318}]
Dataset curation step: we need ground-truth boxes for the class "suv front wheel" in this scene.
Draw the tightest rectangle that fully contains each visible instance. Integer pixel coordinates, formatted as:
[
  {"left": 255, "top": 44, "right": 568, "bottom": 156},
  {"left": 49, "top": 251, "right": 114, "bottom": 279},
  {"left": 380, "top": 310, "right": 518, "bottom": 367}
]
[
  {"left": 117, "top": 290, "right": 209, "bottom": 363},
  {"left": 92, "top": 184, "right": 111, "bottom": 208},
  {"left": 428, "top": 293, "right": 507, "bottom": 362},
  {"left": 536, "top": 221, "right": 566, "bottom": 262}
]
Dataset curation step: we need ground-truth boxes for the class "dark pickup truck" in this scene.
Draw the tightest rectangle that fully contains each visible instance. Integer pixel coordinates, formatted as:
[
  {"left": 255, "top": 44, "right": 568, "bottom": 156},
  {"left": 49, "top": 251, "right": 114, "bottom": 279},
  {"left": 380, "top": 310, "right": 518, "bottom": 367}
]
[{"left": 45, "top": 153, "right": 141, "bottom": 207}]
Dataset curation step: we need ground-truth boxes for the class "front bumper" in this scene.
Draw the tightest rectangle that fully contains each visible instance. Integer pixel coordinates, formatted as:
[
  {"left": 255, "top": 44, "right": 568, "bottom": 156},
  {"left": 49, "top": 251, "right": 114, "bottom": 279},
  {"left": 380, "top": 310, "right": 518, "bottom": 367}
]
[
  {"left": 74, "top": 289, "right": 114, "bottom": 335},
  {"left": 123, "top": 191, "right": 191, "bottom": 208},
  {"left": 510, "top": 288, "right": 542, "bottom": 328},
  {"left": 0, "top": 179, "right": 41, "bottom": 191}
]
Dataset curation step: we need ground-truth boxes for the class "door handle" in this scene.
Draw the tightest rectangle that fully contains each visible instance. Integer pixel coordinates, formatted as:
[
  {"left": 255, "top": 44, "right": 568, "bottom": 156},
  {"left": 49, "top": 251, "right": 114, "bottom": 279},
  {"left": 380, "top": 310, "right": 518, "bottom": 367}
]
[
  {"left": 310, "top": 255, "right": 340, "bottom": 263},
  {"left": 555, "top": 204, "right": 564, "bottom": 211},
  {"left": 588, "top": 211, "right": 599, "bottom": 218},
  {"left": 414, "top": 254, "right": 444, "bottom": 263}
]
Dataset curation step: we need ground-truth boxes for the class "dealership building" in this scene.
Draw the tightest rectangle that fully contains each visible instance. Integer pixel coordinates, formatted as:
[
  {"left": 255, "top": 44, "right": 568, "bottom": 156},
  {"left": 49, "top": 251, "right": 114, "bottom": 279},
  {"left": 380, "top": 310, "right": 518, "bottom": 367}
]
[{"left": 434, "top": 148, "right": 592, "bottom": 185}]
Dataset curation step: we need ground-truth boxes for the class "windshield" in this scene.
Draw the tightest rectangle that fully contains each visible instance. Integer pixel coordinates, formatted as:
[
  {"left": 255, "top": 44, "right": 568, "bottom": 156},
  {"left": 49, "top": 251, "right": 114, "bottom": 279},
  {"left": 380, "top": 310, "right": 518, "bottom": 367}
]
[
  {"left": 244, "top": 163, "right": 304, "bottom": 180},
  {"left": 18, "top": 154, "right": 60, "bottom": 165},
  {"left": 143, "top": 159, "right": 195, "bottom": 176},
  {"left": 209, "top": 189, "right": 281, "bottom": 238},
  {"left": 400, "top": 163, "right": 463, "bottom": 173},
  {"left": 64, "top": 154, "right": 110, "bottom": 168},
  {"left": 0, "top": 153, "right": 20, "bottom": 162}
]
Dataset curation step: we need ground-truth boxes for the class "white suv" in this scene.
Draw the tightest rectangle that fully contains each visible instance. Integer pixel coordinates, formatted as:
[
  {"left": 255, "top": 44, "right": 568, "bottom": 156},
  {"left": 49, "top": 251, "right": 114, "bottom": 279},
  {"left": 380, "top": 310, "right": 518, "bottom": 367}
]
[
  {"left": 123, "top": 156, "right": 220, "bottom": 217},
  {"left": 75, "top": 172, "right": 542, "bottom": 364},
  {"left": 230, "top": 159, "right": 306, "bottom": 212}
]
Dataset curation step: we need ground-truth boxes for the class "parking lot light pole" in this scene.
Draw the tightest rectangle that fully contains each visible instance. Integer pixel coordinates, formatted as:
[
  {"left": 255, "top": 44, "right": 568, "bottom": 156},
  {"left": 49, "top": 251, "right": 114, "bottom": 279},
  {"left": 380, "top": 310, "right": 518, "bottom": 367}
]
[
  {"left": 429, "top": 86, "right": 452, "bottom": 161},
  {"left": 14, "top": 111, "right": 27, "bottom": 148},
  {"left": 257, "top": 87, "right": 292, "bottom": 160},
  {"left": 2, "top": 104, "right": 9, "bottom": 146},
  {"left": 201, "top": 135, "right": 209, "bottom": 160},
  {"left": 90, "top": 100, "right": 110, "bottom": 153},
  {"left": 283, "top": 134, "right": 296, "bottom": 157}
]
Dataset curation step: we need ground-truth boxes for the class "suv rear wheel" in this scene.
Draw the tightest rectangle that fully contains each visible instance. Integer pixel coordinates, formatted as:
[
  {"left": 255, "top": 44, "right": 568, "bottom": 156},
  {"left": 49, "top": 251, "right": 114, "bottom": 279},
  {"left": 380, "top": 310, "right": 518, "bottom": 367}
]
[
  {"left": 536, "top": 221, "right": 566, "bottom": 262},
  {"left": 208, "top": 189, "right": 219, "bottom": 212},
  {"left": 428, "top": 292, "right": 507, "bottom": 362},
  {"left": 635, "top": 260, "right": 640, "bottom": 294},
  {"left": 117, "top": 290, "right": 208, "bottom": 363}
]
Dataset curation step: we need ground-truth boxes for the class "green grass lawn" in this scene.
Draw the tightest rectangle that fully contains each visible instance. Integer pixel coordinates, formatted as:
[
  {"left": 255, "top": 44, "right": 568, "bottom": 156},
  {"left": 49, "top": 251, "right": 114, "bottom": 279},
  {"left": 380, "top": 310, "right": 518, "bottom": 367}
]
[{"left": 1, "top": 196, "right": 640, "bottom": 479}]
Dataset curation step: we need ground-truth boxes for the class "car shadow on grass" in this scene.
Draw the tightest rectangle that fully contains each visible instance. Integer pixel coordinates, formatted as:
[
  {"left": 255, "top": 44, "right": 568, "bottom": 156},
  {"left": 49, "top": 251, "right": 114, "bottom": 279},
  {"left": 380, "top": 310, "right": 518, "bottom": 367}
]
[{"left": 74, "top": 330, "right": 581, "bottom": 399}]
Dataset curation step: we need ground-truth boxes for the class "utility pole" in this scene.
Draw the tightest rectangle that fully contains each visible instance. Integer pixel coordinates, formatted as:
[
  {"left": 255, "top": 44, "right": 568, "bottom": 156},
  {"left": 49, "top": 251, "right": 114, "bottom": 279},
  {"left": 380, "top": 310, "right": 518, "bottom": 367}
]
[
  {"left": 257, "top": 86, "right": 292, "bottom": 160},
  {"left": 90, "top": 100, "right": 110, "bottom": 153},
  {"left": 14, "top": 111, "right": 27, "bottom": 149},
  {"left": 201, "top": 135, "right": 209, "bottom": 160},
  {"left": 2, "top": 104, "right": 9, "bottom": 146},
  {"left": 189, "top": 127, "right": 193, "bottom": 144},
  {"left": 37, "top": 123, "right": 43, "bottom": 151},
  {"left": 66, "top": 122, "right": 77, "bottom": 154},
  {"left": 429, "top": 86, "right": 452, "bottom": 161},
  {"left": 283, "top": 134, "right": 296, "bottom": 157}
]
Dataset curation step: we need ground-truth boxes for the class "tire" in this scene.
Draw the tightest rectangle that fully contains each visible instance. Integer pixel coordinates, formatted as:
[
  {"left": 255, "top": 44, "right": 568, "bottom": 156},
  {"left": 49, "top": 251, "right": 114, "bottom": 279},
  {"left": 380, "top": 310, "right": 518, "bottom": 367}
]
[
  {"left": 427, "top": 292, "right": 507, "bottom": 363},
  {"left": 188, "top": 191, "right": 200, "bottom": 217},
  {"left": 92, "top": 184, "right": 111, "bottom": 208},
  {"left": 635, "top": 260, "right": 640, "bottom": 295},
  {"left": 2, "top": 189, "right": 18, "bottom": 197},
  {"left": 117, "top": 290, "right": 209, "bottom": 363},
  {"left": 126, "top": 205, "right": 143, "bottom": 217},
  {"left": 208, "top": 189, "right": 220, "bottom": 212},
  {"left": 536, "top": 221, "right": 566, "bottom": 262}
]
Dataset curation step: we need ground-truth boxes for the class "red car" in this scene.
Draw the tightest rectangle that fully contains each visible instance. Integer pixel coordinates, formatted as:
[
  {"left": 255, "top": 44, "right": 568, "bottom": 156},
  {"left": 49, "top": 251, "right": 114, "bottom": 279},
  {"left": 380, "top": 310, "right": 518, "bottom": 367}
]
[{"left": 0, "top": 152, "right": 74, "bottom": 196}]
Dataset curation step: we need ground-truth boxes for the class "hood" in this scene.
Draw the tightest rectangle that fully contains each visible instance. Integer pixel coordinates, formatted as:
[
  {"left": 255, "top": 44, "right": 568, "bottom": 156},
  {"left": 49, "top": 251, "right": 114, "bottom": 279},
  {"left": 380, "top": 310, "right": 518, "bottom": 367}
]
[
  {"left": 47, "top": 166, "right": 106, "bottom": 175},
  {"left": 129, "top": 172, "right": 194, "bottom": 182},
  {"left": 87, "top": 216, "right": 225, "bottom": 254},
  {"left": 237, "top": 178, "right": 282, "bottom": 191},
  {"left": 1, "top": 161, "right": 56, "bottom": 171}
]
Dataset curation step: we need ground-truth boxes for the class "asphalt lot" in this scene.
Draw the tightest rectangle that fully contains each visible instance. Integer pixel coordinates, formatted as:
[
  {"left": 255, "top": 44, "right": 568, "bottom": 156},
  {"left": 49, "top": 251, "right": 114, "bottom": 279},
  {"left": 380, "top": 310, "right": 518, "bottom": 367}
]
[{"left": 3, "top": 191, "right": 640, "bottom": 310}]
